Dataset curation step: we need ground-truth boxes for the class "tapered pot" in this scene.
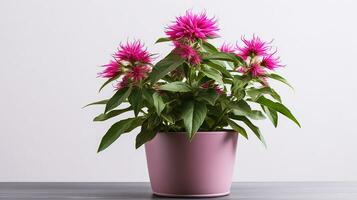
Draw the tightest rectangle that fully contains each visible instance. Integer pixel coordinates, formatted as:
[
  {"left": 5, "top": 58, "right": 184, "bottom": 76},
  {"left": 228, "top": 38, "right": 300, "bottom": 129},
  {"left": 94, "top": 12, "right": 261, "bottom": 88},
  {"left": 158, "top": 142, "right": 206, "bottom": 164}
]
[{"left": 145, "top": 131, "right": 238, "bottom": 197}]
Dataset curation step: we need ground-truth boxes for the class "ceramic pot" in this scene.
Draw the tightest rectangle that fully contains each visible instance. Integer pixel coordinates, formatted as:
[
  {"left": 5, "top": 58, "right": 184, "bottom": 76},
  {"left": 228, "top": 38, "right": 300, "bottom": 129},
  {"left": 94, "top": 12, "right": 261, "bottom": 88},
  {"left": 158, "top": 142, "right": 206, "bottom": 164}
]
[{"left": 145, "top": 131, "right": 238, "bottom": 197}]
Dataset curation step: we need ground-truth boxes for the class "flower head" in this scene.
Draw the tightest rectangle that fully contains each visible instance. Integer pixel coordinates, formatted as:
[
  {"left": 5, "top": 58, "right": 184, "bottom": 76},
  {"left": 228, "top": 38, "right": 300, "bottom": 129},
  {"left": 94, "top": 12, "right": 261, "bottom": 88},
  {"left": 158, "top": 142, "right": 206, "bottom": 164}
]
[
  {"left": 214, "top": 85, "right": 224, "bottom": 95},
  {"left": 98, "top": 60, "right": 120, "bottom": 78},
  {"left": 114, "top": 40, "right": 152, "bottom": 64},
  {"left": 126, "top": 65, "right": 151, "bottom": 82},
  {"left": 115, "top": 75, "right": 131, "bottom": 90},
  {"left": 261, "top": 54, "right": 284, "bottom": 70},
  {"left": 174, "top": 42, "right": 201, "bottom": 65},
  {"left": 220, "top": 43, "right": 235, "bottom": 53},
  {"left": 250, "top": 63, "right": 266, "bottom": 77},
  {"left": 165, "top": 11, "right": 219, "bottom": 41},
  {"left": 237, "top": 35, "right": 270, "bottom": 59}
]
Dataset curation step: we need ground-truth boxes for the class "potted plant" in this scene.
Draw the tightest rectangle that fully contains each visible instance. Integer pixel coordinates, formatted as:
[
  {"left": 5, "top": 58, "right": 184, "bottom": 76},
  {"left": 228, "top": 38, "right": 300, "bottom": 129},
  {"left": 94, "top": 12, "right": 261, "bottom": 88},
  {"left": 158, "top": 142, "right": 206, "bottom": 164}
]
[{"left": 86, "top": 11, "right": 300, "bottom": 197}]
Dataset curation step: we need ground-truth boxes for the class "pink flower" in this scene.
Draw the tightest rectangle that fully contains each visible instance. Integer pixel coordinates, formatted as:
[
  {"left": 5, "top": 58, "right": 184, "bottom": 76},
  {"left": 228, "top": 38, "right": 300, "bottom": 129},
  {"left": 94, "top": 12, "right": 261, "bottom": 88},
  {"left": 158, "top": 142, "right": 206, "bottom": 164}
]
[
  {"left": 220, "top": 43, "right": 235, "bottom": 53},
  {"left": 174, "top": 42, "right": 201, "bottom": 65},
  {"left": 200, "top": 82, "right": 210, "bottom": 89},
  {"left": 165, "top": 11, "right": 219, "bottom": 41},
  {"left": 261, "top": 54, "right": 284, "bottom": 70},
  {"left": 114, "top": 40, "right": 152, "bottom": 64},
  {"left": 214, "top": 85, "right": 224, "bottom": 95},
  {"left": 250, "top": 63, "right": 266, "bottom": 77},
  {"left": 236, "top": 67, "right": 248, "bottom": 73},
  {"left": 115, "top": 75, "right": 131, "bottom": 90},
  {"left": 98, "top": 60, "right": 120, "bottom": 78},
  {"left": 236, "top": 35, "right": 270, "bottom": 59},
  {"left": 126, "top": 66, "right": 151, "bottom": 82}
]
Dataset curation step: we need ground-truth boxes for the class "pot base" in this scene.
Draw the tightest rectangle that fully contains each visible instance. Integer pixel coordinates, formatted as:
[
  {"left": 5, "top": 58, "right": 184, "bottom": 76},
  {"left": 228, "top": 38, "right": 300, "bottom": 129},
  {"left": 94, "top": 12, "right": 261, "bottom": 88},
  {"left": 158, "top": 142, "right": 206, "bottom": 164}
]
[{"left": 153, "top": 191, "right": 230, "bottom": 198}]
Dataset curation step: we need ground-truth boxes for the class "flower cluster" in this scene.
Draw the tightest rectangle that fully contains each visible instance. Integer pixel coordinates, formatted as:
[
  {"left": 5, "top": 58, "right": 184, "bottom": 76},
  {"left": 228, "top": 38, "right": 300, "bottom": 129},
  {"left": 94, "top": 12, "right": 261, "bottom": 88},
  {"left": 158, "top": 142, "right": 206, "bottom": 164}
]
[
  {"left": 220, "top": 35, "right": 284, "bottom": 82},
  {"left": 98, "top": 40, "right": 153, "bottom": 90}
]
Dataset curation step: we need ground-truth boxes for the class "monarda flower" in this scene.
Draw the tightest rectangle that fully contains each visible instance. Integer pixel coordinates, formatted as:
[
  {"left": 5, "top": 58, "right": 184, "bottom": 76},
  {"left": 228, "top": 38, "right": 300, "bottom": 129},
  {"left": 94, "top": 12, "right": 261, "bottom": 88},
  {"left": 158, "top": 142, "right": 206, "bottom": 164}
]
[
  {"left": 126, "top": 66, "right": 151, "bottom": 82},
  {"left": 165, "top": 11, "right": 219, "bottom": 41},
  {"left": 114, "top": 40, "right": 152, "bottom": 64},
  {"left": 214, "top": 85, "right": 224, "bottom": 95},
  {"left": 174, "top": 42, "right": 201, "bottom": 65},
  {"left": 250, "top": 63, "right": 266, "bottom": 77},
  {"left": 115, "top": 75, "right": 131, "bottom": 90},
  {"left": 220, "top": 43, "right": 235, "bottom": 53},
  {"left": 98, "top": 60, "right": 120, "bottom": 78},
  {"left": 236, "top": 35, "right": 270, "bottom": 59},
  {"left": 261, "top": 54, "right": 284, "bottom": 70}
]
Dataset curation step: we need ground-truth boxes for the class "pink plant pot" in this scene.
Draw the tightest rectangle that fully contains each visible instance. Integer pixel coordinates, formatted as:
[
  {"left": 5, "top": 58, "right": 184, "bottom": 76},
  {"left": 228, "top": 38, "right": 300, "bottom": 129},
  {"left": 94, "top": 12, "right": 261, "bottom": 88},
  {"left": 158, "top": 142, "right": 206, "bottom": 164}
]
[{"left": 145, "top": 131, "right": 238, "bottom": 197}]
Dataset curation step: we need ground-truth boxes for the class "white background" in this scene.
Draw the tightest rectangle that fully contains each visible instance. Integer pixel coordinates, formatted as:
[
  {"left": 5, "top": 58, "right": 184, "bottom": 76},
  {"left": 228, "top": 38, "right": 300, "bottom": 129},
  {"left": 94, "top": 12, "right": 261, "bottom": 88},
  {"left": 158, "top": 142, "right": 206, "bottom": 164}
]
[{"left": 1, "top": 0, "right": 356, "bottom": 182}]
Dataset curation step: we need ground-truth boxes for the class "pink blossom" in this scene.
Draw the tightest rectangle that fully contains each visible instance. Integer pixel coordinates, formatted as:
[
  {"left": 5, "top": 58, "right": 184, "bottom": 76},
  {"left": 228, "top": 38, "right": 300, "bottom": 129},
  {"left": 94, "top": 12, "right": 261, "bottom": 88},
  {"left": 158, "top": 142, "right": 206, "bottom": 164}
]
[
  {"left": 250, "top": 63, "right": 266, "bottom": 77},
  {"left": 126, "top": 66, "right": 151, "bottom": 82},
  {"left": 220, "top": 43, "right": 235, "bottom": 53},
  {"left": 165, "top": 11, "right": 219, "bottom": 41},
  {"left": 236, "top": 35, "right": 270, "bottom": 59},
  {"left": 114, "top": 40, "right": 152, "bottom": 64},
  {"left": 200, "top": 82, "right": 210, "bottom": 89},
  {"left": 174, "top": 42, "right": 201, "bottom": 65},
  {"left": 261, "top": 54, "right": 284, "bottom": 70},
  {"left": 236, "top": 67, "right": 248, "bottom": 73},
  {"left": 98, "top": 60, "right": 120, "bottom": 78},
  {"left": 214, "top": 85, "right": 224, "bottom": 95},
  {"left": 115, "top": 75, "right": 131, "bottom": 90}
]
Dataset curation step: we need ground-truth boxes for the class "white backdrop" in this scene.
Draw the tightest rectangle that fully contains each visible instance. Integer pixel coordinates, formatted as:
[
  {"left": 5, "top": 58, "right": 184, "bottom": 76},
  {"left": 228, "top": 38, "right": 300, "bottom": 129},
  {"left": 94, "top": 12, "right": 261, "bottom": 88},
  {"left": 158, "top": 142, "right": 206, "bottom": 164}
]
[{"left": 1, "top": 0, "right": 356, "bottom": 182}]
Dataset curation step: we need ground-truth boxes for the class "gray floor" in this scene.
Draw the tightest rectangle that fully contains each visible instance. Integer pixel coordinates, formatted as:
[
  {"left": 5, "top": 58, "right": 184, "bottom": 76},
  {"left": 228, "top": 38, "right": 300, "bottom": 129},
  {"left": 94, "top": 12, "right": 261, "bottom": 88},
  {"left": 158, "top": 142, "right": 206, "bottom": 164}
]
[{"left": 0, "top": 182, "right": 356, "bottom": 200}]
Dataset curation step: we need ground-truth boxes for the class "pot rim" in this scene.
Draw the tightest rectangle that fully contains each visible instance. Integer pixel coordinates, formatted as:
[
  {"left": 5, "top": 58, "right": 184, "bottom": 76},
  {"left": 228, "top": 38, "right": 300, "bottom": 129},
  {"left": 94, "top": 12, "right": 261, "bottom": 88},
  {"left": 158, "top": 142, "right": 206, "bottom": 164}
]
[{"left": 157, "top": 130, "right": 236, "bottom": 135}]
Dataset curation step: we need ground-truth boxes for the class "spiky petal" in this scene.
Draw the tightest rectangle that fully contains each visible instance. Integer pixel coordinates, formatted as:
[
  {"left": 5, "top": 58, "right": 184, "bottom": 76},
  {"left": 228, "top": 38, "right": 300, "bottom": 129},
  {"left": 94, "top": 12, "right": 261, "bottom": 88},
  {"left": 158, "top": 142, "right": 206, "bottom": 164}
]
[
  {"left": 126, "top": 66, "right": 151, "bottom": 82},
  {"left": 237, "top": 35, "right": 270, "bottom": 59},
  {"left": 165, "top": 11, "right": 219, "bottom": 41},
  {"left": 114, "top": 40, "right": 152, "bottom": 64},
  {"left": 98, "top": 60, "right": 120, "bottom": 78},
  {"left": 115, "top": 75, "right": 131, "bottom": 90},
  {"left": 174, "top": 42, "right": 201, "bottom": 65},
  {"left": 220, "top": 43, "right": 235, "bottom": 53},
  {"left": 250, "top": 63, "right": 266, "bottom": 77},
  {"left": 261, "top": 54, "right": 284, "bottom": 70}
]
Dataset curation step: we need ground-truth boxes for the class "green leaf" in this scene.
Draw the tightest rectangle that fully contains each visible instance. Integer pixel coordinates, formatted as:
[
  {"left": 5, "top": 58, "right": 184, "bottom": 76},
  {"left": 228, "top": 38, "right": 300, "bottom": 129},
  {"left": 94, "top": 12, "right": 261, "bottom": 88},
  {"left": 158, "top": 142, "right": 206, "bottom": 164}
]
[
  {"left": 97, "top": 117, "right": 145, "bottom": 152},
  {"left": 230, "top": 115, "right": 266, "bottom": 147},
  {"left": 181, "top": 100, "right": 207, "bottom": 139},
  {"left": 230, "top": 100, "right": 266, "bottom": 120},
  {"left": 197, "top": 88, "right": 219, "bottom": 105},
  {"left": 149, "top": 53, "right": 185, "bottom": 83},
  {"left": 155, "top": 37, "right": 171, "bottom": 43},
  {"left": 99, "top": 74, "right": 120, "bottom": 92},
  {"left": 93, "top": 107, "right": 132, "bottom": 121},
  {"left": 201, "top": 65, "right": 223, "bottom": 84},
  {"left": 201, "top": 41, "right": 218, "bottom": 53},
  {"left": 204, "top": 60, "right": 232, "bottom": 78},
  {"left": 159, "top": 82, "right": 192, "bottom": 92},
  {"left": 105, "top": 86, "right": 132, "bottom": 113},
  {"left": 202, "top": 52, "right": 238, "bottom": 65},
  {"left": 255, "top": 96, "right": 301, "bottom": 127},
  {"left": 128, "top": 88, "right": 143, "bottom": 117},
  {"left": 83, "top": 99, "right": 109, "bottom": 108},
  {"left": 267, "top": 73, "right": 294, "bottom": 89},
  {"left": 142, "top": 88, "right": 154, "bottom": 105},
  {"left": 135, "top": 118, "right": 160, "bottom": 149},
  {"left": 153, "top": 92, "right": 165, "bottom": 115},
  {"left": 227, "top": 119, "right": 248, "bottom": 139},
  {"left": 262, "top": 105, "right": 278, "bottom": 127},
  {"left": 247, "top": 87, "right": 282, "bottom": 102}
]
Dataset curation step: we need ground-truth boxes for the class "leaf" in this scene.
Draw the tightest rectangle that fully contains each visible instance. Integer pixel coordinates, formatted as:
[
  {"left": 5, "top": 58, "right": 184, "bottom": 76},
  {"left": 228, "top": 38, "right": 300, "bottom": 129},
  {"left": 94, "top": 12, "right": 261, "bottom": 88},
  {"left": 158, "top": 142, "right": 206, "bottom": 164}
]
[
  {"left": 247, "top": 87, "right": 282, "bottom": 102},
  {"left": 149, "top": 53, "right": 185, "bottom": 83},
  {"left": 135, "top": 119, "right": 159, "bottom": 149},
  {"left": 142, "top": 88, "right": 154, "bottom": 105},
  {"left": 204, "top": 60, "right": 232, "bottom": 78},
  {"left": 105, "top": 87, "right": 132, "bottom": 113},
  {"left": 227, "top": 118, "right": 248, "bottom": 139},
  {"left": 230, "top": 115, "right": 266, "bottom": 147},
  {"left": 93, "top": 107, "right": 132, "bottom": 121},
  {"left": 155, "top": 37, "right": 171, "bottom": 43},
  {"left": 201, "top": 65, "right": 223, "bottom": 84},
  {"left": 181, "top": 100, "right": 207, "bottom": 139},
  {"left": 99, "top": 74, "right": 120, "bottom": 92},
  {"left": 197, "top": 88, "right": 219, "bottom": 105},
  {"left": 267, "top": 73, "right": 294, "bottom": 89},
  {"left": 201, "top": 41, "right": 218, "bottom": 53},
  {"left": 255, "top": 96, "right": 301, "bottom": 127},
  {"left": 153, "top": 92, "right": 165, "bottom": 115},
  {"left": 262, "top": 105, "right": 278, "bottom": 127},
  {"left": 128, "top": 88, "right": 143, "bottom": 117},
  {"left": 159, "top": 82, "right": 192, "bottom": 92},
  {"left": 202, "top": 52, "right": 238, "bottom": 65},
  {"left": 97, "top": 117, "right": 145, "bottom": 152},
  {"left": 230, "top": 100, "right": 266, "bottom": 120},
  {"left": 83, "top": 99, "right": 109, "bottom": 108}
]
